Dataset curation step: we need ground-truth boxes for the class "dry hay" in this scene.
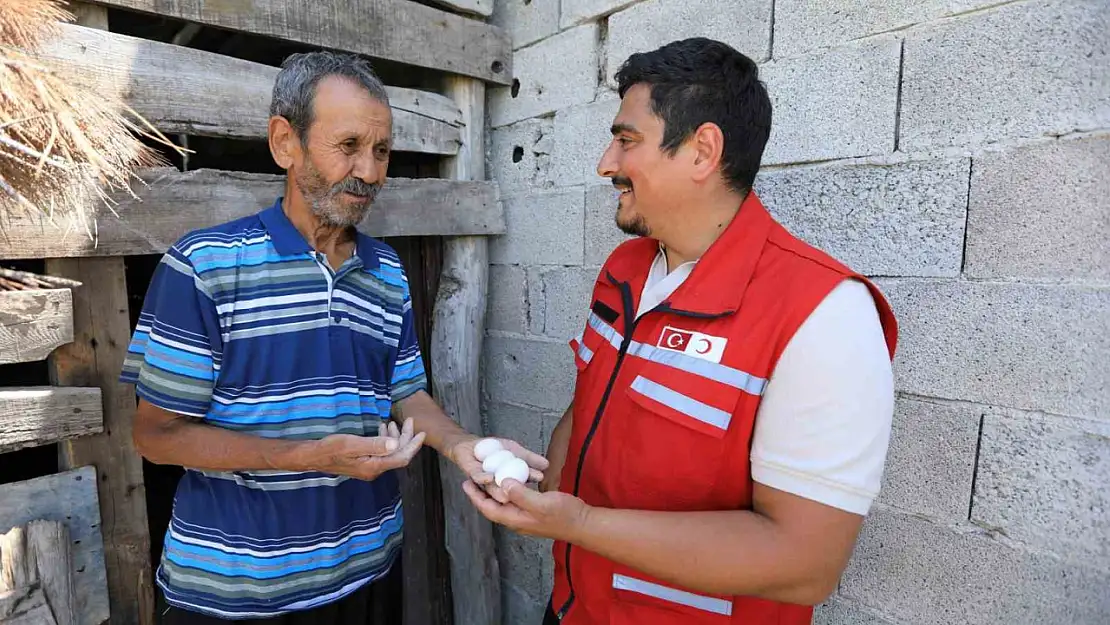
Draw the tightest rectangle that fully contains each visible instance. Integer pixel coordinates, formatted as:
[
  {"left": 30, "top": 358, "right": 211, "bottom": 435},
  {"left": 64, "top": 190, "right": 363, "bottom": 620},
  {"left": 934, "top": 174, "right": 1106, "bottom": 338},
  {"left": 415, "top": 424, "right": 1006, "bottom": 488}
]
[{"left": 0, "top": 0, "right": 180, "bottom": 243}]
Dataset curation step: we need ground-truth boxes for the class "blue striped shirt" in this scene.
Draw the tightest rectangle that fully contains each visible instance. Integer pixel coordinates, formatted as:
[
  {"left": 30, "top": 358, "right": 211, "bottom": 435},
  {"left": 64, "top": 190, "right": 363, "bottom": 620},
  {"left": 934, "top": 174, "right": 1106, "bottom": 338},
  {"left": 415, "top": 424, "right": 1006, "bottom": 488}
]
[{"left": 120, "top": 199, "right": 427, "bottom": 618}]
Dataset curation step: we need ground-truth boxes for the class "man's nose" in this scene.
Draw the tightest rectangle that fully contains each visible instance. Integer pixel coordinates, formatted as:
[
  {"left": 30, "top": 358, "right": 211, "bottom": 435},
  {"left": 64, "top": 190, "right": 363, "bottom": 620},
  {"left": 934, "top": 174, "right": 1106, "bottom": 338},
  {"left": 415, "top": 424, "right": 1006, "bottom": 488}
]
[{"left": 597, "top": 140, "right": 619, "bottom": 179}]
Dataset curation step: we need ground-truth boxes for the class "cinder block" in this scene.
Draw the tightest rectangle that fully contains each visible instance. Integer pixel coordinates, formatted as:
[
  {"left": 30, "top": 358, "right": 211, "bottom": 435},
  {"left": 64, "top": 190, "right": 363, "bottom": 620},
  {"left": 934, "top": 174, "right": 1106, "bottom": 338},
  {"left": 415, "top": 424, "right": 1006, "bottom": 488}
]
[
  {"left": 966, "top": 135, "right": 1110, "bottom": 282},
  {"left": 483, "top": 335, "right": 576, "bottom": 412},
  {"left": 550, "top": 95, "right": 621, "bottom": 187},
  {"left": 973, "top": 411, "right": 1110, "bottom": 568},
  {"left": 495, "top": 527, "right": 553, "bottom": 622},
  {"left": 490, "top": 24, "right": 599, "bottom": 128},
  {"left": 501, "top": 578, "right": 545, "bottom": 625},
  {"left": 540, "top": 266, "right": 601, "bottom": 341},
  {"left": 755, "top": 157, "right": 969, "bottom": 277},
  {"left": 488, "top": 118, "right": 554, "bottom": 194},
  {"left": 900, "top": 0, "right": 1110, "bottom": 151},
  {"left": 814, "top": 599, "right": 899, "bottom": 625},
  {"left": 561, "top": 0, "right": 641, "bottom": 28},
  {"left": 605, "top": 0, "right": 772, "bottom": 87},
  {"left": 491, "top": 0, "right": 560, "bottom": 49},
  {"left": 762, "top": 36, "right": 900, "bottom": 165},
  {"left": 841, "top": 508, "right": 1110, "bottom": 625},
  {"left": 487, "top": 265, "right": 527, "bottom": 334},
  {"left": 773, "top": 0, "right": 998, "bottom": 57},
  {"left": 585, "top": 184, "right": 636, "bottom": 265},
  {"left": 878, "top": 397, "right": 980, "bottom": 522},
  {"left": 489, "top": 188, "right": 585, "bottom": 266},
  {"left": 876, "top": 279, "right": 1109, "bottom": 420},
  {"left": 526, "top": 266, "right": 546, "bottom": 335}
]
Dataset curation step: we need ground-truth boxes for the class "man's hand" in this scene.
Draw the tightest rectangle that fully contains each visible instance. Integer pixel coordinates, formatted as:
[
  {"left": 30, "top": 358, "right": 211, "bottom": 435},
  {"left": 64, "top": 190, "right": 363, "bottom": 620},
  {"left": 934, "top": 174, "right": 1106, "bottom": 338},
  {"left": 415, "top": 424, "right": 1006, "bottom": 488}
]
[
  {"left": 449, "top": 437, "right": 550, "bottom": 503},
  {"left": 462, "top": 477, "right": 588, "bottom": 543},
  {"left": 306, "top": 418, "right": 426, "bottom": 481}
]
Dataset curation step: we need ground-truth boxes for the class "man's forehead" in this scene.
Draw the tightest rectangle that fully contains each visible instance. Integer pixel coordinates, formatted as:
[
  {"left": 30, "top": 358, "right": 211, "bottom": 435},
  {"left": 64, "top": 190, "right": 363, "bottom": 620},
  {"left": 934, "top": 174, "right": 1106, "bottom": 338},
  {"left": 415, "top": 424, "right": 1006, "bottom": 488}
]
[
  {"left": 612, "top": 85, "right": 658, "bottom": 133},
  {"left": 312, "top": 76, "right": 391, "bottom": 121}
]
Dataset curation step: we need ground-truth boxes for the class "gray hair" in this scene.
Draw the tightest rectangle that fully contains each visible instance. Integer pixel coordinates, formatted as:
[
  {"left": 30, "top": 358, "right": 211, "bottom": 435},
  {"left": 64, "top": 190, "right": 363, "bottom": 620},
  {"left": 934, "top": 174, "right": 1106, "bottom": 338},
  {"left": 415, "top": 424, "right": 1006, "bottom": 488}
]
[{"left": 270, "top": 51, "right": 390, "bottom": 141}]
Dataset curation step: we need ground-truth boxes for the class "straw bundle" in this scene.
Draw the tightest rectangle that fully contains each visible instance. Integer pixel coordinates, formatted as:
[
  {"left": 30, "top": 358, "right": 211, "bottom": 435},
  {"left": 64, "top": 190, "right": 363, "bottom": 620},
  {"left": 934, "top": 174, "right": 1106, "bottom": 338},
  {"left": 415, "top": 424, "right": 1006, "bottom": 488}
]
[{"left": 0, "top": 0, "right": 177, "bottom": 241}]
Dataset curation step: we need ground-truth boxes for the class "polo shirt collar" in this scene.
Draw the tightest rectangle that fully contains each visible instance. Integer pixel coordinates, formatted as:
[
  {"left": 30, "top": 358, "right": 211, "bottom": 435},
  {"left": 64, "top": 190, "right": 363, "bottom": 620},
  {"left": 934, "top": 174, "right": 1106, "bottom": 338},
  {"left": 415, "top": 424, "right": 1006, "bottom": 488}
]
[{"left": 259, "top": 198, "right": 380, "bottom": 271}]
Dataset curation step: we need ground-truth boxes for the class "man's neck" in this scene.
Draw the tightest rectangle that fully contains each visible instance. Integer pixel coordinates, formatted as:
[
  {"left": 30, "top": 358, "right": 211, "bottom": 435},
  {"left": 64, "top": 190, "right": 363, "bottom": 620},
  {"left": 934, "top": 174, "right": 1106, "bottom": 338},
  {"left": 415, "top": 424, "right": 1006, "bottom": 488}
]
[
  {"left": 660, "top": 188, "right": 747, "bottom": 272},
  {"left": 282, "top": 192, "right": 355, "bottom": 268}
]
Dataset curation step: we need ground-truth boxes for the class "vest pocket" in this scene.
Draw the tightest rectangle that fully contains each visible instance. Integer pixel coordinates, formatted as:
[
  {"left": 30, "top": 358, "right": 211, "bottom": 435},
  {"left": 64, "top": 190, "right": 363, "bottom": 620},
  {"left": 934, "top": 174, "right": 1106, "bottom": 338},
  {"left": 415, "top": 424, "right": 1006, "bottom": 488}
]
[
  {"left": 610, "top": 568, "right": 732, "bottom": 624},
  {"left": 618, "top": 367, "right": 743, "bottom": 507}
]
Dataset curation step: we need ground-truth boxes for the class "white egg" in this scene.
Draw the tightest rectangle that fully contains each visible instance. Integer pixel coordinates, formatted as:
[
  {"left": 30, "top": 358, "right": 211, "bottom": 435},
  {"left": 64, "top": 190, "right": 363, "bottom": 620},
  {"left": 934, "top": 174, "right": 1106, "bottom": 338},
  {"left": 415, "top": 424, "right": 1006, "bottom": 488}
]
[
  {"left": 481, "top": 449, "right": 516, "bottom": 474},
  {"left": 494, "top": 457, "right": 530, "bottom": 487},
  {"left": 473, "top": 438, "right": 505, "bottom": 462}
]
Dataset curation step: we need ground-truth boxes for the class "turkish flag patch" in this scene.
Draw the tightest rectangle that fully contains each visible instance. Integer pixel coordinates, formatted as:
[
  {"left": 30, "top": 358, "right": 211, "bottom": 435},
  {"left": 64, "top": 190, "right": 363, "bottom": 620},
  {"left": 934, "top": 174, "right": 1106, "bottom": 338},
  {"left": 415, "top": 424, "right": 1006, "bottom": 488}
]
[{"left": 658, "top": 326, "right": 728, "bottom": 364}]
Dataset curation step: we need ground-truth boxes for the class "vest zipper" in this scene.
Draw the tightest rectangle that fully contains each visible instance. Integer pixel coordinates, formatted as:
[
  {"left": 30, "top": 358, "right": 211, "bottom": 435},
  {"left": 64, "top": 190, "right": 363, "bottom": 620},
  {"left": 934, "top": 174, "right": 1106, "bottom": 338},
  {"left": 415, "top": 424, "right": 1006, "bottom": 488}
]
[
  {"left": 555, "top": 290, "right": 735, "bottom": 620},
  {"left": 556, "top": 273, "right": 637, "bottom": 621}
]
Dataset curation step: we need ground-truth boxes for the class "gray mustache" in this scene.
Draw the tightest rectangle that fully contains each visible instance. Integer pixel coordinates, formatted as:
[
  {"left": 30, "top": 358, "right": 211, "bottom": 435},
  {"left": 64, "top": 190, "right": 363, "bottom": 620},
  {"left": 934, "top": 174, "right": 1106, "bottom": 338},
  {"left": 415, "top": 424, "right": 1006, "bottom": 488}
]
[{"left": 331, "top": 177, "right": 381, "bottom": 200}]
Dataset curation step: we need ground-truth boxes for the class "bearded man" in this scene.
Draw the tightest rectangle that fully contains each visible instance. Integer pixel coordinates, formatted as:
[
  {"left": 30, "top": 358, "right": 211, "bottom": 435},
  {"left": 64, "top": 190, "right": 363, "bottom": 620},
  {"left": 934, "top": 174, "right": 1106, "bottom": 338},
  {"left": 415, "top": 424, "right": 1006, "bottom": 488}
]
[{"left": 121, "top": 51, "right": 546, "bottom": 624}]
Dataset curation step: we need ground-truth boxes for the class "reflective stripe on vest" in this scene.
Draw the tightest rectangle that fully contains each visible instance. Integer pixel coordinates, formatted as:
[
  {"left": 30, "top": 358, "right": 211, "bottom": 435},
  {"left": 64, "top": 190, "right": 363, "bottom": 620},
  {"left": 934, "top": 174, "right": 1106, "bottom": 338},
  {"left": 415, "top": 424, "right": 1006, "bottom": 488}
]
[
  {"left": 586, "top": 312, "right": 767, "bottom": 396},
  {"left": 629, "top": 375, "right": 732, "bottom": 430},
  {"left": 613, "top": 574, "right": 733, "bottom": 616}
]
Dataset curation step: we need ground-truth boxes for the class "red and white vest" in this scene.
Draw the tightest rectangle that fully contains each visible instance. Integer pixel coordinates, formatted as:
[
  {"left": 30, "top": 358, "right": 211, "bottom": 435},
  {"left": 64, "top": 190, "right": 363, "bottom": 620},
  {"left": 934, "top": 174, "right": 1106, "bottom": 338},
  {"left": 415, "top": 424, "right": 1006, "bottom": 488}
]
[{"left": 554, "top": 192, "right": 898, "bottom": 624}]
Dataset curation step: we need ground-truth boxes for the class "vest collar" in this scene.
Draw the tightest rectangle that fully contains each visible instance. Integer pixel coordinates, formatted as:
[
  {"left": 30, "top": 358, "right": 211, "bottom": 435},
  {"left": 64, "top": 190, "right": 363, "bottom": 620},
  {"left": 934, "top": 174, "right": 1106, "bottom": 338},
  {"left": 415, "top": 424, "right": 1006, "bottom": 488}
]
[{"left": 606, "top": 191, "right": 773, "bottom": 317}]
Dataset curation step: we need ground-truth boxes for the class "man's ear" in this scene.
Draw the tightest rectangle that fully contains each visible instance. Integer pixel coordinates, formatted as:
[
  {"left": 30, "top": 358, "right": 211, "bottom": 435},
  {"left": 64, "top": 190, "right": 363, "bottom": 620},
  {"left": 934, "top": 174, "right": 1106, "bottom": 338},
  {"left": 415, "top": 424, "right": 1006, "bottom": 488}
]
[
  {"left": 268, "top": 116, "right": 299, "bottom": 171},
  {"left": 690, "top": 122, "right": 725, "bottom": 184}
]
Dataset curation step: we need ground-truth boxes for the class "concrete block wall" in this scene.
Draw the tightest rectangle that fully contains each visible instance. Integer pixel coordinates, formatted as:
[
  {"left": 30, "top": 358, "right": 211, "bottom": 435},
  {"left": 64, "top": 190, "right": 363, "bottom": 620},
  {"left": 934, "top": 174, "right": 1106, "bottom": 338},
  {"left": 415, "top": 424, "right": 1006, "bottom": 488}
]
[{"left": 482, "top": 1, "right": 1110, "bottom": 623}]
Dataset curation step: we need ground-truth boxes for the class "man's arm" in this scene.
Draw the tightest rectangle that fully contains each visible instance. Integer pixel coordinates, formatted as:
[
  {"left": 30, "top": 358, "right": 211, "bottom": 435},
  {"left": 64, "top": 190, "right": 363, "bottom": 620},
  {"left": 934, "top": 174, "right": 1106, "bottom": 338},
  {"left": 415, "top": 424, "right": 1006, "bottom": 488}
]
[
  {"left": 392, "top": 390, "right": 550, "bottom": 484},
  {"left": 540, "top": 403, "right": 573, "bottom": 492},
  {"left": 133, "top": 399, "right": 424, "bottom": 479},
  {"left": 391, "top": 390, "right": 473, "bottom": 462},
  {"left": 570, "top": 486, "right": 859, "bottom": 603}
]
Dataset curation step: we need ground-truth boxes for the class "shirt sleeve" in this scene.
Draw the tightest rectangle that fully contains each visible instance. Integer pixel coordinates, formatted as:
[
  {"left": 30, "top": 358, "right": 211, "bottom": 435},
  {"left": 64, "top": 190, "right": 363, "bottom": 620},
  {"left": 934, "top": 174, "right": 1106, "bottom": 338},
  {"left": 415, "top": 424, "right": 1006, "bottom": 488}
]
[
  {"left": 119, "top": 245, "right": 223, "bottom": 418},
  {"left": 749, "top": 279, "right": 895, "bottom": 515},
  {"left": 390, "top": 294, "right": 428, "bottom": 403}
]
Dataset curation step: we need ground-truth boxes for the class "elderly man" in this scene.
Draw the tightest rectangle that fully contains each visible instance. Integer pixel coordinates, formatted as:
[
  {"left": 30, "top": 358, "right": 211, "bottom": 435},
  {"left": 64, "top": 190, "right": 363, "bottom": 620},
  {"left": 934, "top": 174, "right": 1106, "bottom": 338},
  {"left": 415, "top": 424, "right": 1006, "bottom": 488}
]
[
  {"left": 464, "top": 38, "right": 898, "bottom": 625},
  {"left": 122, "top": 51, "right": 546, "bottom": 624}
]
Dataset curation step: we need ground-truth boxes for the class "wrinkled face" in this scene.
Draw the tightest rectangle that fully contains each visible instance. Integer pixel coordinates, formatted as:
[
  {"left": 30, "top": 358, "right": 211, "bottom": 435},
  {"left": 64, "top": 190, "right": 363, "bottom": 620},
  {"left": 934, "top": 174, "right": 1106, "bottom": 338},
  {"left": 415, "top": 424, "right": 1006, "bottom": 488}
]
[
  {"left": 596, "top": 84, "right": 691, "bottom": 238},
  {"left": 292, "top": 76, "right": 393, "bottom": 228}
]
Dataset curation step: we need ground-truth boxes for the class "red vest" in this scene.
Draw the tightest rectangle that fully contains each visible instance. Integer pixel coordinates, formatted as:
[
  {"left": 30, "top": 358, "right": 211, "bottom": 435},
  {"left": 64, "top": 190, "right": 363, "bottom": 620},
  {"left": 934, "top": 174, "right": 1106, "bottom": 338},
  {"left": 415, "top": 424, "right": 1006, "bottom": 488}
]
[{"left": 553, "top": 192, "right": 898, "bottom": 624}]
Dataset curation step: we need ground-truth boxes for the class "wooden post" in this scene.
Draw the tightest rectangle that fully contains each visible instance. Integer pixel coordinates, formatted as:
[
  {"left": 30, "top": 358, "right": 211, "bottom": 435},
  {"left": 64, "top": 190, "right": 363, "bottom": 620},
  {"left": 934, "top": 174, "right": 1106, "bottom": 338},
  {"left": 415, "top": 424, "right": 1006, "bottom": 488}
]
[
  {"left": 46, "top": 8, "right": 155, "bottom": 625},
  {"left": 432, "top": 76, "right": 501, "bottom": 625}
]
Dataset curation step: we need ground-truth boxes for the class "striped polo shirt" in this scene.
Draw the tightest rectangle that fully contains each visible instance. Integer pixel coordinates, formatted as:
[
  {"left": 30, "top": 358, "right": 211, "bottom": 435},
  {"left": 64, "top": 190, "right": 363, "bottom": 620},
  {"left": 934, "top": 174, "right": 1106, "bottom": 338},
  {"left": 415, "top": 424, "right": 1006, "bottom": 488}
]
[{"left": 120, "top": 198, "right": 427, "bottom": 618}]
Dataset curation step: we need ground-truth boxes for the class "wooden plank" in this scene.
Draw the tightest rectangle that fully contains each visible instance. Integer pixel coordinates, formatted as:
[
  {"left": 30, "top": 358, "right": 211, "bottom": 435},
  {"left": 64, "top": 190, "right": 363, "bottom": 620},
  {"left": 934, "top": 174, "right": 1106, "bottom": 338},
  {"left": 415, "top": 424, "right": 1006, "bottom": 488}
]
[
  {"left": 433, "top": 77, "right": 500, "bottom": 625},
  {"left": 0, "top": 586, "right": 58, "bottom": 625},
  {"left": 0, "top": 467, "right": 109, "bottom": 625},
  {"left": 0, "top": 521, "right": 80, "bottom": 625},
  {"left": 0, "top": 169, "right": 504, "bottom": 260},
  {"left": 46, "top": 258, "right": 153, "bottom": 625},
  {"left": 0, "top": 290, "right": 74, "bottom": 365},
  {"left": 425, "top": 0, "right": 493, "bottom": 17},
  {"left": 37, "top": 23, "right": 464, "bottom": 154},
  {"left": 85, "top": 0, "right": 513, "bottom": 84},
  {"left": 0, "top": 387, "right": 104, "bottom": 454}
]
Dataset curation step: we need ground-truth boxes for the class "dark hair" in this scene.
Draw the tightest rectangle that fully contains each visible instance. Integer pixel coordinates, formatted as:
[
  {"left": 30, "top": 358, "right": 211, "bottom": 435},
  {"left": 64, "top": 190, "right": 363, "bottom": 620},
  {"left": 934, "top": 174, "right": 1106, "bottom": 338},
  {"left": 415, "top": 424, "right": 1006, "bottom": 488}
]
[
  {"left": 615, "top": 37, "right": 772, "bottom": 192},
  {"left": 270, "top": 51, "right": 390, "bottom": 143}
]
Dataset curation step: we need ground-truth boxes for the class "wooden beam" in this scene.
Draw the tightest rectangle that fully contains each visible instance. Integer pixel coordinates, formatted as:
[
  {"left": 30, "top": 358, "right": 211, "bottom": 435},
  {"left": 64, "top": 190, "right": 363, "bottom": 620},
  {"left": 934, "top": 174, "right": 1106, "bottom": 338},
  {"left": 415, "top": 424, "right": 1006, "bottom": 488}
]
[
  {"left": 0, "top": 467, "right": 109, "bottom": 625},
  {"left": 0, "top": 290, "right": 74, "bottom": 365},
  {"left": 46, "top": 262, "right": 153, "bottom": 625},
  {"left": 0, "top": 387, "right": 104, "bottom": 454},
  {"left": 37, "top": 23, "right": 464, "bottom": 154},
  {"left": 426, "top": 0, "right": 493, "bottom": 18},
  {"left": 85, "top": 0, "right": 513, "bottom": 84},
  {"left": 433, "top": 77, "right": 501, "bottom": 625},
  {"left": 0, "top": 168, "right": 504, "bottom": 260}
]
